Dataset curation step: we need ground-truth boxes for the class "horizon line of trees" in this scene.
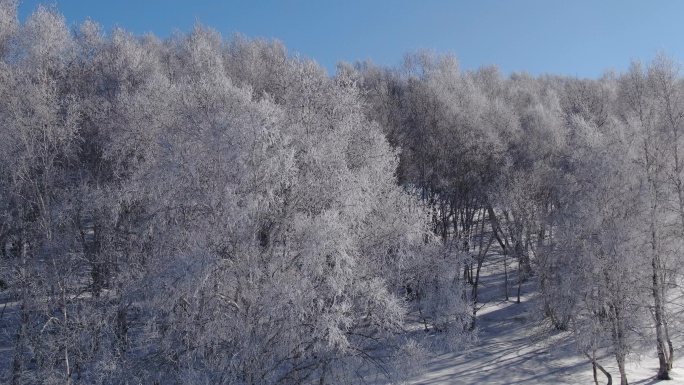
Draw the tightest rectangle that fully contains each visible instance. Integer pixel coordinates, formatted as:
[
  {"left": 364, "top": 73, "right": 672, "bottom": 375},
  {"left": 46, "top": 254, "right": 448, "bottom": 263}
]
[{"left": 0, "top": 2, "right": 683, "bottom": 384}]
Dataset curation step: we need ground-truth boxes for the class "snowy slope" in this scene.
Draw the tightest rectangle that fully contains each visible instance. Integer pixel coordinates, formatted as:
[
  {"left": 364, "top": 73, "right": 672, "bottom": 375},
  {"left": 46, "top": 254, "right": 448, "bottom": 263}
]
[{"left": 407, "top": 254, "right": 684, "bottom": 385}]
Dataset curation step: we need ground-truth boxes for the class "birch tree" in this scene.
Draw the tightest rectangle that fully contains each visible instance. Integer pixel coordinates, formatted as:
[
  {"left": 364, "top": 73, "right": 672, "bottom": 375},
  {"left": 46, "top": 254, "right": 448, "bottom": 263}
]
[
  {"left": 547, "top": 115, "right": 651, "bottom": 385},
  {"left": 616, "top": 58, "right": 682, "bottom": 380}
]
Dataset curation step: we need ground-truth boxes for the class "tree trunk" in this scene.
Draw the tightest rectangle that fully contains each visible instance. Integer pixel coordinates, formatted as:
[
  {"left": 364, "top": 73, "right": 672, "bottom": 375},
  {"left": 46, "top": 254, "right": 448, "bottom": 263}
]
[
  {"left": 611, "top": 303, "right": 629, "bottom": 385},
  {"left": 516, "top": 260, "right": 522, "bottom": 304},
  {"left": 661, "top": 268, "right": 674, "bottom": 370},
  {"left": 470, "top": 214, "right": 494, "bottom": 330},
  {"left": 652, "top": 256, "right": 671, "bottom": 380},
  {"left": 13, "top": 233, "right": 30, "bottom": 385},
  {"left": 116, "top": 305, "right": 129, "bottom": 358},
  {"left": 486, "top": 204, "right": 511, "bottom": 301},
  {"left": 503, "top": 251, "right": 509, "bottom": 302},
  {"left": 12, "top": 306, "right": 27, "bottom": 385},
  {"left": 666, "top": 328, "right": 674, "bottom": 370},
  {"left": 61, "top": 283, "right": 71, "bottom": 385},
  {"left": 585, "top": 351, "right": 611, "bottom": 385},
  {"left": 651, "top": 224, "right": 671, "bottom": 380},
  {"left": 616, "top": 353, "right": 628, "bottom": 385}
]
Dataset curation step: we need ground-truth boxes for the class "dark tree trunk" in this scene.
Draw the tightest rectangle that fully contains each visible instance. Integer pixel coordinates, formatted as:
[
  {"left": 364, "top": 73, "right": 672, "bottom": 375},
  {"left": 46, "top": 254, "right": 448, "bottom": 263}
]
[{"left": 585, "top": 351, "right": 611, "bottom": 385}]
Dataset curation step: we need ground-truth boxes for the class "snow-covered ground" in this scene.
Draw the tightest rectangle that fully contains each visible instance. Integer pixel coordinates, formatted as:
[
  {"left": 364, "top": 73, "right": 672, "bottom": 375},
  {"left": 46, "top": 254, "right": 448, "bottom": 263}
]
[{"left": 407, "top": 255, "right": 684, "bottom": 385}]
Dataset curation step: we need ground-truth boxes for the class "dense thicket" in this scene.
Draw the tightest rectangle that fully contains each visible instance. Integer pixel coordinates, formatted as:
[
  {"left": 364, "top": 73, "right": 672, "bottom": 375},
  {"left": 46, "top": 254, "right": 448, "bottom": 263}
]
[
  {"left": 0, "top": 4, "right": 473, "bottom": 384},
  {"left": 1, "top": 2, "right": 683, "bottom": 385},
  {"left": 352, "top": 52, "right": 684, "bottom": 384}
]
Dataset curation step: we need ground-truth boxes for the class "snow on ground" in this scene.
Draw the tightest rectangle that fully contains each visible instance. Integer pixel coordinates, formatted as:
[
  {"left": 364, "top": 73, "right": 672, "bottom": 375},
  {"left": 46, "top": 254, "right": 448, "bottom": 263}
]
[{"left": 407, "top": 254, "right": 684, "bottom": 385}]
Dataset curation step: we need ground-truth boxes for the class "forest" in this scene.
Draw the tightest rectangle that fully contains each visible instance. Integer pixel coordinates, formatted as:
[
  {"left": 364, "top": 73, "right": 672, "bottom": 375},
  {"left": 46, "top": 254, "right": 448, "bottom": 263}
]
[{"left": 0, "top": 2, "right": 683, "bottom": 384}]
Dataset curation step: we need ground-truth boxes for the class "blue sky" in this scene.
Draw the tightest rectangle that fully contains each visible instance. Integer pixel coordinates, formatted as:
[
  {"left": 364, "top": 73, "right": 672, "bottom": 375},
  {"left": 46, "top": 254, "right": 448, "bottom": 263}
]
[{"left": 17, "top": 1, "right": 684, "bottom": 78}]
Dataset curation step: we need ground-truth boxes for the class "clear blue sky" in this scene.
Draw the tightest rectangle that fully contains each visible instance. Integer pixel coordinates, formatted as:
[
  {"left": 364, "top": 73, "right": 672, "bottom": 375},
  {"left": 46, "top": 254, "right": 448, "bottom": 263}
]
[{"left": 16, "top": 0, "right": 684, "bottom": 78}]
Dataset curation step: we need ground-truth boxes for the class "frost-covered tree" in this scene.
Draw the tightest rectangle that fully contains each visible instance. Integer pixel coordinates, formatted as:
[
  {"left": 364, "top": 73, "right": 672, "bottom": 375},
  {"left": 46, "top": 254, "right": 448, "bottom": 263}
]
[
  {"left": 0, "top": 6, "right": 87, "bottom": 383},
  {"left": 112, "top": 31, "right": 453, "bottom": 383},
  {"left": 10, "top": 3, "right": 684, "bottom": 383},
  {"left": 0, "top": 0, "right": 17, "bottom": 58},
  {"left": 545, "top": 114, "right": 652, "bottom": 385},
  {"left": 615, "top": 57, "right": 684, "bottom": 380},
  {"left": 0, "top": 6, "right": 475, "bottom": 382}
]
